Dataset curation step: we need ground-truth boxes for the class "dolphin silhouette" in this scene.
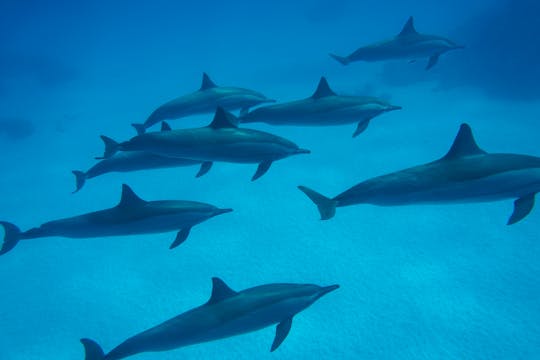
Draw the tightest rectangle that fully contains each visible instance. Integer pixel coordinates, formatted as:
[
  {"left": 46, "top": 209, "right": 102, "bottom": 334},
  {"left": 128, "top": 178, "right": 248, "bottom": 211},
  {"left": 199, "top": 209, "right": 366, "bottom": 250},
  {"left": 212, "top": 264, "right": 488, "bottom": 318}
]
[
  {"left": 72, "top": 122, "right": 212, "bottom": 192},
  {"left": 330, "top": 16, "right": 464, "bottom": 70},
  {"left": 240, "top": 76, "right": 401, "bottom": 137},
  {"left": 132, "top": 73, "right": 275, "bottom": 134},
  {"left": 299, "top": 123, "right": 540, "bottom": 224},
  {"left": 0, "top": 184, "right": 232, "bottom": 256},
  {"left": 81, "top": 277, "right": 339, "bottom": 359},
  {"left": 101, "top": 107, "right": 310, "bottom": 181}
]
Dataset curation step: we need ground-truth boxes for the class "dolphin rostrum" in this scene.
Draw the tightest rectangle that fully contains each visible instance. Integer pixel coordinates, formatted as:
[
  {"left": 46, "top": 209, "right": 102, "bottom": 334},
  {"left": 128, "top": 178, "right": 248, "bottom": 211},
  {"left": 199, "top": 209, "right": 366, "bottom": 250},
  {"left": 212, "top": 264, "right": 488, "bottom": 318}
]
[
  {"left": 0, "top": 184, "right": 232, "bottom": 256},
  {"left": 81, "top": 277, "right": 339, "bottom": 359},
  {"left": 240, "top": 77, "right": 401, "bottom": 137},
  {"left": 101, "top": 107, "right": 310, "bottom": 181},
  {"left": 330, "top": 16, "right": 464, "bottom": 70},
  {"left": 299, "top": 123, "right": 540, "bottom": 224},
  {"left": 72, "top": 122, "right": 212, "bottom": 192},
  {"left": 132, "top": 73, "right": 275, "bottom": 134}
]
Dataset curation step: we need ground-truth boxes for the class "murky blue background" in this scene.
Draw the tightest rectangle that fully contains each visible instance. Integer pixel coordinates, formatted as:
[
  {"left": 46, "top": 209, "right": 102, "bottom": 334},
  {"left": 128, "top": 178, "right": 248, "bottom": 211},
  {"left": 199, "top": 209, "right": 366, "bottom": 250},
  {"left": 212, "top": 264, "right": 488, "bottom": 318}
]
[{"left": 1, "top": 0, "right": 539, "bottom": 359}]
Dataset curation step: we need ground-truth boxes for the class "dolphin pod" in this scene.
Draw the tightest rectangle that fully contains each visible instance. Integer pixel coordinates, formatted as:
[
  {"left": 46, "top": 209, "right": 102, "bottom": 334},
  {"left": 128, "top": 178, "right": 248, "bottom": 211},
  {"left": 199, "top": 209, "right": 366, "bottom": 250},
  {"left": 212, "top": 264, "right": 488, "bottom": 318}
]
[
  {"left": 330, "top": 16, "right": 464, "bottom": 70},
  {"left": 132, "top": 73, "right": 275, "bottom": 134},
  {"left": 240, "top": 77, "right": 402, "bottom": 137},
  {"left": 299, "top": 123, "right": 540, "bottom": 224},
  {"left": 0, "top": 184, "right": 232, "bottom": 255},
  {"left": 80, "top": 278, "right": 339, "bottom": 359},
  {"left": 101, "top": 107, "right": 310, "bottom": 181}
]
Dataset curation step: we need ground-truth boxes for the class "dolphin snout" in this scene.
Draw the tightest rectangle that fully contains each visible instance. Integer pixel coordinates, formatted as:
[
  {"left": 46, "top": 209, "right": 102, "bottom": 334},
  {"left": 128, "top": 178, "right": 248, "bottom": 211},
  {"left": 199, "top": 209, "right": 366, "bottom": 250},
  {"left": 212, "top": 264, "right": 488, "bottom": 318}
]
[
  {"left": 215, "top": 208, "right": 234, "bottom": 215},
  {"left": 263, "top": 98, "right": 277, "bottom": 103},
  {"left": 317, "top": 284, "right": 340, "bottom": 299},
  {"left": 295, "top": 148, "right": 311, "bottom": 155},
  {"left": 388, "top": 105, "right": 402, "bottom": 111}
]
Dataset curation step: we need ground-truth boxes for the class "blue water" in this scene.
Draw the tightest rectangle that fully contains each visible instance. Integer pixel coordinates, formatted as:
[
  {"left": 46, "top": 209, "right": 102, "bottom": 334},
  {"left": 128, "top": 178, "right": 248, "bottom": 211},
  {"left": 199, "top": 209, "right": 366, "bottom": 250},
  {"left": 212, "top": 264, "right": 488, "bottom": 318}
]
[{"left": 1, "top": 1, "right": 540, "bottom": 359}]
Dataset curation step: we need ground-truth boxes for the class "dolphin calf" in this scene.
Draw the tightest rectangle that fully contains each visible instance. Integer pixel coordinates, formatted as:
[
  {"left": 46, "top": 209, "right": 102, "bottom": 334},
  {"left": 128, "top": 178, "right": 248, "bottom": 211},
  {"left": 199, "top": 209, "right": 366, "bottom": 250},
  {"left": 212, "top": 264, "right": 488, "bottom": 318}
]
[
  {"left": 72, "top": 122, "right": 212, "bottom": 192},
  {"left": 299, "top": 123, "right": 540, "bottom": 224},
  {"left": 330, "top": 16, "right": 464, "bottom": 70},
  {"left": 240, "top": 77, "right": 401, "bottom": 137},
  {"left": 81, "top": 277, "right": 339, "bottom": 359},
  {"left": 0, "top": 184, "right": 232, "bottom": 256},
  {"left": 101, "top": 107, "right": 310, "bottom": 181},
  {"left": 132, "top": 73, "right": 275, "bottom": 134}
]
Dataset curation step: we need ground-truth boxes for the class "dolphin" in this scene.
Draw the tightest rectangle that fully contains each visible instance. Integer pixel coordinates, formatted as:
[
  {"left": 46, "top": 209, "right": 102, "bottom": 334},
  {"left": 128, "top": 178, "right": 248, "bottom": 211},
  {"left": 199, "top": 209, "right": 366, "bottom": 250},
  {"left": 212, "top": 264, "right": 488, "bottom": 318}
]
[
  {"left": 298, "top": 123, "right": 540, "bottom": 224},
  {"left": 330, "top": 16, "right": 464, "bottom": 70},
  {"left": 80, "top": 277, "right": 339, "bottom": 359},
  {"left": 132, "top": 73, "right": 275, "bottom": 134},
  {"left": 72, "top": 122, "right": 212, "bottom": 193},
  {"left": 101, "top": 107, "right": 310, "bottom": 181},
  {"left": 0, "top": 184, "right": 232, "bottom": 256},
  {"left": 240, "top": 77, "right": 402, "bottom": 137}
]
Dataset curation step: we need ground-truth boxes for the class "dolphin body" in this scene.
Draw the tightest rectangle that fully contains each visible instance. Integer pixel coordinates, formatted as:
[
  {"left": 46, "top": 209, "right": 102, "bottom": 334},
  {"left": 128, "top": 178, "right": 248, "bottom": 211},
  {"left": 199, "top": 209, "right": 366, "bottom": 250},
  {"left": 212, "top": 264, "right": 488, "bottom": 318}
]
[
  {"left": 72, "top": 122, "right": 212, "bottom": 193},
  {"left": 101, "top": 108, "right": 310, "bottom": 181},
  {"left": 132, "top": 73, "right": 275, "bottom": 134},
  {"left": 299, "top": 124, "right": 540, "bottom": 224},
  {"left": 81, "top": 277, "right": 339, "bottom": 359},
  {"left": 330, "top": 16, "right": 464, "bottom": 70},
  {"left": 0, "top": 184, "right": 232, "bottom": 256},
  {"left": 240, "top": 77, "right": 401, "bottom": 137}
]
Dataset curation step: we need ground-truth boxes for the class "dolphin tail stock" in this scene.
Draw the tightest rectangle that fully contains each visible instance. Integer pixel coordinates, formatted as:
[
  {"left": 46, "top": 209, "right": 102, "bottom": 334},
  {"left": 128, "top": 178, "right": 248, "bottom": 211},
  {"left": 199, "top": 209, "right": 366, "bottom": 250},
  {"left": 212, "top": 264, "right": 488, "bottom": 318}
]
[
  {"left": 97, "top": 135, "right": 120, "bottom": 159},
  {"left": 72, "top": 170, "right": 87, "bottom": 193},
  {"left": 0, "top": 221, "right": 22, "bottom": 255},
  {"left": 297, "top": 186, "right": 337, "bottom": 220},
  {"left": 80, "top": 338, "right": 105, "bottom": 360},
  {"left": 131, "top": 123, "right": 146, "bottom": 135},
  {"left": 329, "top": 53, "right": 350, "bottom": 66}
]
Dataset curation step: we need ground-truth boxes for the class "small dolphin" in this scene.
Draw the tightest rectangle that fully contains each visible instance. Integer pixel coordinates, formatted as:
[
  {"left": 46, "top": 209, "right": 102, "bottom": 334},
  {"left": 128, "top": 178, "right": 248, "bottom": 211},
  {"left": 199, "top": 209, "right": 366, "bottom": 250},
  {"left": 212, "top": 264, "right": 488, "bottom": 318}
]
[
  {"left": 330, "top": 16, "right": 464, "bottom": 70},
  {"left": 240, "top": 77, "right": 402, "bottom": 137},
  {"left": 81, "top": 277, "right": 339, "bottom": 359},
  {"left": 132, "top": 73, "right": 275, "bottom": 134},
  {"left": 0, "top": 184, "right": 232, "bottom": 256},
  {"left": 101, "top": 107, "right": 310, "bottom": 181},
  {"left": 72, "top": 122, "right": 212, "bottom": 192},
  {"left": 299, "top": 123, "right": 540, "bottom": 224}
]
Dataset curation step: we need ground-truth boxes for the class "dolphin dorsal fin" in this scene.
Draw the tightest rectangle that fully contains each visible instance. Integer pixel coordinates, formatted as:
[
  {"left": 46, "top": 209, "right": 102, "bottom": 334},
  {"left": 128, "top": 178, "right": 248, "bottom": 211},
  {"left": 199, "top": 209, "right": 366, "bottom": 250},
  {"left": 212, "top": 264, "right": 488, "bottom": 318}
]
[
  {"left": 311, "top": 77, "right": 336, "bottom": 99},
  {"left": 442, "top": 123, "right": 486, "bottom": 160},
  {"left": 208, "top": 107, "right": 238, "bottom": 129},
  {"left": 160, "top": 121, "right": 172, "bottom": 132},
  {"left": 398, "top": 16, "right": 417, "bottom": 36},
  {"left": 118, "top": 184, "right": 146, "bottom": 207},
  {"left": 207, "top": 277, "right": 238, "bottom": 305},
  {"left": 200, "top": 73, "right": 217, "bottom": 90}
]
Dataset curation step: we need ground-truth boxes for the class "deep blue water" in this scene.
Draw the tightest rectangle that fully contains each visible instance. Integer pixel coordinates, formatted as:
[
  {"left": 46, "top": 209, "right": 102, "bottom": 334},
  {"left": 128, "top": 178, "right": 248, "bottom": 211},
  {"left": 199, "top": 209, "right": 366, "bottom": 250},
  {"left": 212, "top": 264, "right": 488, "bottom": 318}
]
[{"left": 1, "top": 1, "right": 539, "bottom": 359}]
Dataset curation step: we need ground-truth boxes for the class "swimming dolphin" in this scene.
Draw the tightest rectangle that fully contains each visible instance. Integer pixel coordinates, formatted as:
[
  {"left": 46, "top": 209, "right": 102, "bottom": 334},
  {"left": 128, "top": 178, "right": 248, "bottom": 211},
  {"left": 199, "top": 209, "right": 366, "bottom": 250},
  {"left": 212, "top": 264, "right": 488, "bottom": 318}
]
[
  {"left": 0, "top": 184, "right": 232, "bottom": 256},
  {"left": 72, "top": 123, "right": 212, "bottom": 192},
  {"left": 330, "top": 16, "right": 464, "bottom": 70},
  {"left": 132, "top": 73, "right": 275, "bottom": 134},
  {"left": 80, "top": 277, "right": 339, "bottom": 359},
  {"left": 240, "top": 77, "right": 401, "bottom": 137},
  {"left": 101, "top": 107, "right": 310, "bottom": 181},
  {"left": 298, "top": 123, "right": 540, "bottom": 224}
]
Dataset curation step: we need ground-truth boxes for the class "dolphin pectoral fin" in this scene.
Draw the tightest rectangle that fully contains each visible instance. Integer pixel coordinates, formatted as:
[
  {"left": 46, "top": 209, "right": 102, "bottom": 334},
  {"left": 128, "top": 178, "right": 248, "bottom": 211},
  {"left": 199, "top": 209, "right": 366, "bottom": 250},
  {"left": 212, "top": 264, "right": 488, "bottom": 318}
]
[
  {"left": 507, "top": 193, "right": 535, "bottom": 225},
  {"left": 252, "top": 161, "right": 272, "bottom": 181},
  {"left": 270, "top": 317, "right": 293, "bottom": 352},
  {"left": 408, "top": 59, "right": 417, "bottom": 64},
  {"left": 170, "top": 228, "right": 191, "bottom": 249},
  {"left": 353, "top": 118, "right": 372, "bottom": 137},
  {"left": 80, "top": 338, "right": 105, "bottom": 360},
  {"left": 426, "top": 54, "right": 440, "bottom": 70},
  {"left": 0, "top": 221, "right": 21, "bottom": 256},
  {"left": 196, "top": 161, "right": 213, "bottom": 178}
]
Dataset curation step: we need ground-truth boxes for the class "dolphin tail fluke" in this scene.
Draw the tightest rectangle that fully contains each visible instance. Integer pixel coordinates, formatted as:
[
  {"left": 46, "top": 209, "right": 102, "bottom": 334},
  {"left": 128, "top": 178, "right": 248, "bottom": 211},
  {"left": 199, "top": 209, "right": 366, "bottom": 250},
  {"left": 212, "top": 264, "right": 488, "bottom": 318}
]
[
  {"left": 80, "top": 338, "right": 105, "bottom": 360},
  {"left": 329, "top": 53, "right": 350, "bottom": 66},
  {"left": 99, "top": 135, "right": 120, "bottom": 159},
  {"left": 131, "top": 123, "right": 146, "bottom": 135},
  {"left": 297, "top": 186, "right": 337, "bottom": 220},
  {"left": 0, "top": 221, "right": 21, "bottom": 255},
  {"left": 72, "top": 170, "right": 87, "bottom": 193}
]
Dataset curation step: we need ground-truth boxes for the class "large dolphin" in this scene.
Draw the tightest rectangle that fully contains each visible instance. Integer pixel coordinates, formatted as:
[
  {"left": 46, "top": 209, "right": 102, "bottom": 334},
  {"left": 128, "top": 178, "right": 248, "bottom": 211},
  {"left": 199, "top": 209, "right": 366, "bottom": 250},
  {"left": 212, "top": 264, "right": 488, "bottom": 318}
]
[
  {"left": 330, "top": 16, "right": 464, "bottom": 70},
  {"left": 132, "top": 73, "right": 275, "bottom": 134},
  {"left": 0, "top": 184, "right": 232, "bottom": 256},
  {"left": 101, "top": 107, "right": 310, "bottom": 181},
  {"left": 72, "top": 122, "right": 212, "bottom": 192},
  {"left": 298, "top": 123, "right": 540, "bottom": 224},
  {"left": 240, "top": 77, "right": 401, "bottom": 137},
  {"left": 81, "top": 277, "right": 339, "bottom": 359}
]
